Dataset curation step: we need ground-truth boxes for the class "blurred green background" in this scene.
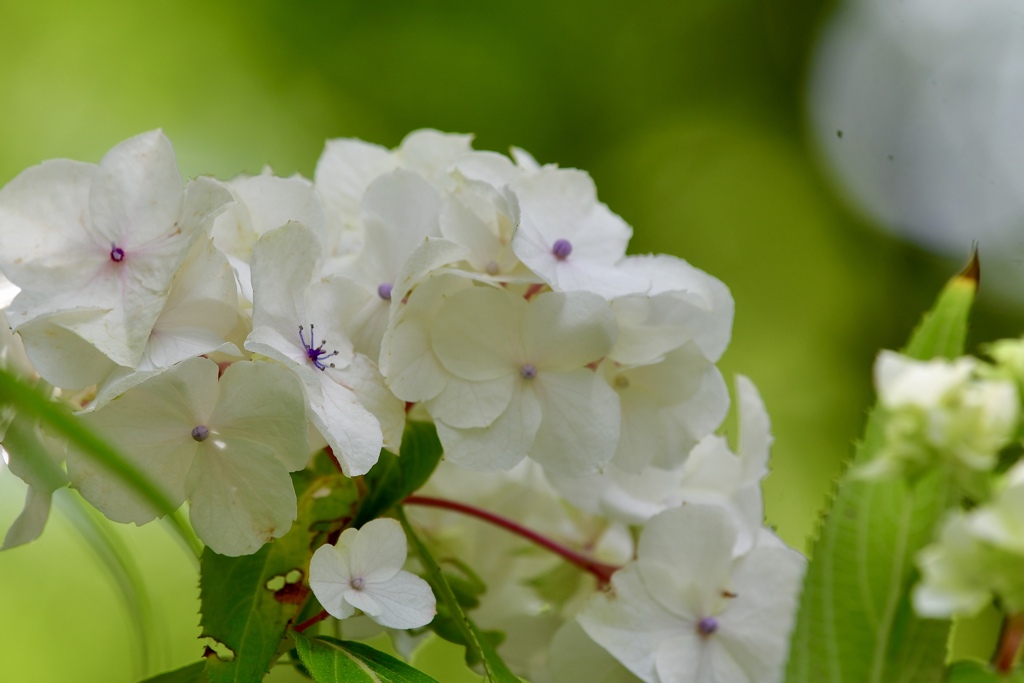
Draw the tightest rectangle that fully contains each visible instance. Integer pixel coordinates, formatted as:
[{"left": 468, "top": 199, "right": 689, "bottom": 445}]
[{"left": 1, "top": 1, "right": 1021, "bottom": 680}]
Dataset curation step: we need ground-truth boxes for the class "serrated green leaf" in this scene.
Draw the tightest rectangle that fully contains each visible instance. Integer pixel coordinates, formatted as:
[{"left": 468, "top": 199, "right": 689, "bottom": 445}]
[
  {"left": 785, "top": 264, "right": 978, "bottom": 683},
  {"left": 292, "top": 633, "right": 441, "bottom": 683},
  {"left": 138, "top": 660, "right": 209, "bottom": 683},
  {"left": 0, "top": 367, "right": 200, "bottom": 556},
  {"left": 199, "top": 471, "right": 358, "bottom": 682},
  {"left": 945, "top": 660, "right": 1024, "bottom": 683},
  {"left": 397, "top": 507, "right": 520, "bottom": 683},
  {"left": 354, "top": 422, "right": 442, "bottom": 527}
]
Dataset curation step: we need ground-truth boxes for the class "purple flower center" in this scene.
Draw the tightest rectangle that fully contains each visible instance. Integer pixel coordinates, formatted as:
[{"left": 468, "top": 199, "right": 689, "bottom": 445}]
[
  {"left": 377, "top": 282, "right": 393, "bottom": 301},
  {"left": 191, "top": 425, "right": 209, "bottom": 442},
  {"left": 697, "top": 616, "right": 718, "bottom": 636},
  {"left": 551, "top": 238, "right": 573, "bottom": 261},
  {"left": 299, "top": 324, "right": 339, "bottom": 371},
  {"left": 110, "top": 244, "right": 125, "bottom": 263},
  {"left": 520, "top": 363, "right": 538, "bottom": 380},
  {"left": 350, "top": 576, "right": 365, "bottom": 590}
]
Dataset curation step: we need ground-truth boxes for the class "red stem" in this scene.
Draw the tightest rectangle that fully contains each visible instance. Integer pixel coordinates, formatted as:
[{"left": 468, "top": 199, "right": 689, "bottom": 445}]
[
  {"left": 403, "top": 495, "right": 621, "bottom": 587},
  {"left": 294, "top": 609, "right": 330, "bottom": 633},
  {"left": 993, "top": 612, "right": 1024, "bottom": 674}
]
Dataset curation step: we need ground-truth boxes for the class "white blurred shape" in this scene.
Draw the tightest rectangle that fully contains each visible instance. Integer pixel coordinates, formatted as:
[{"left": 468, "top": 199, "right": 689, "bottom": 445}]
[{"left": 809, "top": 0, "right": 1024, "bottom": 302}]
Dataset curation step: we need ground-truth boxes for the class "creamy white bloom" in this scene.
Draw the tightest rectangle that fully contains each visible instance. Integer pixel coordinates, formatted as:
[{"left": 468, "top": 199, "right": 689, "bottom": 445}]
[
  {"left": 0, "top": 130, "right": 231, "bottom": 387},
  {"left": 551, "top": 376, "right": 769, "bottom": 555},
  {"left": 916, "top": 460, "right": 1024, "bottom": 617},
  {"left": 415, "top": 284, "right": 620, "bottom": 475},
  {"left": 309, "top": 518, "right": 436, "bottom": 629},
  {"left": 578, "top": 504, "right": 806, "bottom": 683},
  {"left": 864, "top": 350, "right": 1019, "bottom": 480},
  {"left": 245, "top": 222, "right": 404, "bottom": 475},
  {"left": 66, "top": 357, "right": 309, "bottom": 556},
  {"left": 511, "top": 166, "right": 646, "bottom": 299}
]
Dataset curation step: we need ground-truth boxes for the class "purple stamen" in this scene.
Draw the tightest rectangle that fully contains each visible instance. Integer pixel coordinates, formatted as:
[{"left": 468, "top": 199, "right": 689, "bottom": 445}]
[
  {"left": 377, "top": 282, "right": 393, "bottom": 301},
  {"left": 697, "top": 616, "right": 718, "bottom": 636},
  {"left": 520, "top": 363, "right": 538, "bottom": 380},
  {"left": 350, "top": 576, "right": 365, "bottom": 590},
  {"left": 110, "top": 245, "right": 125, "bottom": 262},
  {"left": 191, "top": 425, "right": 209, "bottom": 442},
  {"left": 299, "top": 324, "right": 339, "bottom": 371},
  {"left": 551, "top": 238, "right": 573, "bottom": 261}
]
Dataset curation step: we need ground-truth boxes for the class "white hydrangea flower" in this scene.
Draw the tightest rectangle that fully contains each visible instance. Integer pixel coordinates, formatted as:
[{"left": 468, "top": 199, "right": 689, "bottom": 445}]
[
  {"left": 309, "top": 517, "right": 436, "bottom": 630},
  {"left": 511, "top": 166, "right": 647, "bottom": 299},
  {"left": 916, "top": 460, "right": 1024, "bottom": 617},
  {"left": 66, "top": 357, "right": 309, "bottom": 556},
  {"left": 0, "top": 130, "right": 231, "bottom": 387},
  {"left": 551, "top": 375, "right": 769, "bottom": 555},
  {"left": 578, "top": 504, "right": 806, "bottom": 683},
  {"left": 244, "top": 222, "right": 404, "bottom": 475},
  {"left": 396, "top": 282, "right": 620, "bottom": 475},
  {"left": 864, "top": 350, "right": 1019, "bottom": 480}
]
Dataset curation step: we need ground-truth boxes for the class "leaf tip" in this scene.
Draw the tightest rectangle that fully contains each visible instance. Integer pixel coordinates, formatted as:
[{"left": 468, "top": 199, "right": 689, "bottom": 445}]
[{"left": 957, "top": 245, "right": 981, "bottom": 290}]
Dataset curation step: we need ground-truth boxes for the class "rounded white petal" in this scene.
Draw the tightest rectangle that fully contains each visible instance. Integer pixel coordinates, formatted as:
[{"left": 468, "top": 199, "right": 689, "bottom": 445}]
[
  {"left": 426, "top": 375, "right": 514, "bottom": 429},
  {"left": 433, "top": 285, "right": 524, "bottom": 381},
  {"left": 436, "top": 383, "right": 542, "bottom": 472},
  {"left": 309, "top": 542, "right": 358, "bottom": 621},
  {"left": 530, "top": 370, "right": 620, "bottom": 476},
  {"left": 309, "top": 375, "right": 384, "bottom": 477},
  {"left": 88, "top": 130, "right": 183, "bottom": 249},
  {"left": 523, "top": 291, "right": 617, "bottom": 372},
  {"left": 186, "top": 440, "right": 297, "bottom": 556},
  {"left": 357, "top": 570, "right": 436, "bottom": 630},
  {"left": 349, "top": 518, "right": 408, "bottom": 583}
]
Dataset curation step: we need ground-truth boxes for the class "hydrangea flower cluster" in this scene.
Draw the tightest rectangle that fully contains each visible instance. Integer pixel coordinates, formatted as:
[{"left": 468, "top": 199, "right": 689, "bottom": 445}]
[{"left": 0, "top": 129, "right": 806, "bottom": 682}]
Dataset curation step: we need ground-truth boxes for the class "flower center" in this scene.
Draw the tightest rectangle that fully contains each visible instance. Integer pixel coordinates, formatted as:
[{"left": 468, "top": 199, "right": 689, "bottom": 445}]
[
  {"left": 299, "top": 324, "right": 339, "bottom": 371},
  {"left": 349, "top": 576, "right": 365, "bottom": 590},
  {"left": 614, "top": 374, "right": 630, "bottom": 389},
  {"left": 485, "top": 260, "right": 500, "bottom": 276},
  {"left": 110, "top": 244, "right": 125, "bottom": 263},
  {"left": 520, "top": 363, "right": 538, "bottom": 380},
  {"left": 191, "top": 425, "right": 209, "bottom": 442},
  {"left": 377, "top": 282, "right": 393, "bottom": 301},
  {"left": 551, "top": 238, "right": 573, "bottom": 261},
  {"left": 697, "top": 616, "right": 718, "bottom": 636}
]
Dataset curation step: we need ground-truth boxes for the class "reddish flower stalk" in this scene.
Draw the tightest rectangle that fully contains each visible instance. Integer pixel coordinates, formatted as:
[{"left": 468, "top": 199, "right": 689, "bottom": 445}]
[
  {"left": 294, "top": 609, "right": 330, "bottom": 633},
  {"left": 993, "top": 612, "right": 1024, "bottom": 674},
  {"left": 403, "top": 494, "right": 621, "bottom": 587}
]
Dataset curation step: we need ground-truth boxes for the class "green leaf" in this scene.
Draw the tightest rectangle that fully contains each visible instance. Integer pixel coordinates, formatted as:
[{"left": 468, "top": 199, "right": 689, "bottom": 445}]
[
  {"left": 354, "top": 421, "right": 442, "bottom": 527},
  {"left": 199, "top": 469, "right": 359, "bottom": 682},
  {"left": 945, "top": 660, "right": 1024, "bottom": 683},
  {"left": 292, "top": 633, "right": 441, "bottom": 683},
  {"left": 139, "top": 661, "right": 209, "bottom": 683},
  {"left": 397, "top": 507, "right": 520, "bottom": 683},
  {"left": 0, "top": 367, "right": 200, "bottom": 556},
  {"left": 785, "top": 263, "right": 978, "bottom": 683}
]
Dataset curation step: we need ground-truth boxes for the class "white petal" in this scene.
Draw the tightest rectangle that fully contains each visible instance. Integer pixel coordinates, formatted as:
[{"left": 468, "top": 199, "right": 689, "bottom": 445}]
[
  {"left": 350, "top": 518, "right": 407, "bottom": 582},
  {"left": 736, "top": 376, "right": 772, "bottom": 483},
  {"left": 16, "top": 313, "right": 118, "bottom": 389},
  {"left": 88, "top": 130, "right": 183, "bottom": 248},
  {"left": 2, "top": 486, "right": 52, "bottom": 551},
  {"left": 211, "top": 361, "right": 309, "bottom": 472},
  {"left": 436, "top": 382, "right": 542, "bottom": 472},
  {"left": 638, "top": 505, "right": 738, "bottom": 587},
  {"left": 333, "top": 354, "right": 405, "bottom": 454},
  {"left": 530, "top": 370, "right": 620, "bottom": 476},
  {"left": 433, "top": 285, "right": 524, "bottom": 381},
  {"left": 426, "top": 375, "right": 514, "bottom": 429},
  {"left": 309, "top": 542, "right": 358, "bottom": 620},
  {"left": 358, "top": 571, "right": 436, "bottom": 630},
  {"left": 68, "top": 357, "right": 219, "bottom": 524},
  {"left": 523, "top": 291, "right": 617, "bottom": 372},
  {"left": 309, "top": 375, "right": 383, "bottom": 477},
  {"left": 315, "top": 138, "right": 395, "bottom": 231},
  {"left": 186, "top": 440, "right": 297, "bottom": 556}
]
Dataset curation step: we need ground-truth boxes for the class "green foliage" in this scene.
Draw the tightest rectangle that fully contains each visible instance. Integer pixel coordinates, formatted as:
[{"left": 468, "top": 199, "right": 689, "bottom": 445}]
[
  {"left": 139, "top": 661, "right": 209, "bottom": 683},
  {"left": 354, "top": 421, "right": 443, "bottom": 527},
  {"left": 292, "top": 633, "right": 441, "bottom": 683},
  {"left": 785, "top": 263, "right": 978, "bottom": 683},
  {"left": 397, "top": 507, "right": 520, "bottom": 683},
  {"left": 945, "top": 660, "right": 1024, "bottom": 683},
  {"left": 198, "top": 461, "right": 359, "bottom": 682}
]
